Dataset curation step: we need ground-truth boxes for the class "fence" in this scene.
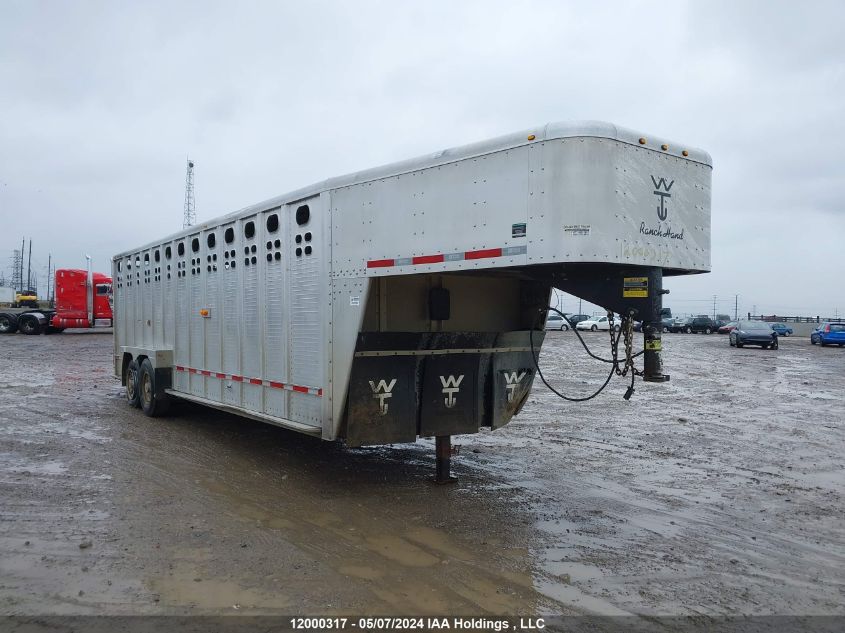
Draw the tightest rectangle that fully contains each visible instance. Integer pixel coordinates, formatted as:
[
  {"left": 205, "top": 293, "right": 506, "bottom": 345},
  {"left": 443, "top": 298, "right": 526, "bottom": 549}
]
[{"left": 749, "top": 314, "right": 845, "bottom": 324}]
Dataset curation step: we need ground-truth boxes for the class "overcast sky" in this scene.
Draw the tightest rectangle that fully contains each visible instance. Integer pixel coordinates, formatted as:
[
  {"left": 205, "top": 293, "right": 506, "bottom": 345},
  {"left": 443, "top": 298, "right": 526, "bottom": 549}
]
[{"left": 1, "top": 0, "right": 843, "bottom": 318}]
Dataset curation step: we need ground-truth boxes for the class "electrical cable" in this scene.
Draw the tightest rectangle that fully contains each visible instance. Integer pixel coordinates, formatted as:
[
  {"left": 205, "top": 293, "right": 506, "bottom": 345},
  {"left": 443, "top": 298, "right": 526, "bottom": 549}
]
[{"left": 529, "top": 306, "right": 644, "bottom": 402}]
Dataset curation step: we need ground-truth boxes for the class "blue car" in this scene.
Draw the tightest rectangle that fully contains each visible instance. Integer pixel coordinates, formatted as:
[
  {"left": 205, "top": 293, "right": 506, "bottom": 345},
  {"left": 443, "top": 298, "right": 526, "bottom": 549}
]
[
  {"left": 811, "top": 322, "right": 845, "bottom": 347},
  {"left": 770, "top": 322, "right": 793, "bottom": 337}
]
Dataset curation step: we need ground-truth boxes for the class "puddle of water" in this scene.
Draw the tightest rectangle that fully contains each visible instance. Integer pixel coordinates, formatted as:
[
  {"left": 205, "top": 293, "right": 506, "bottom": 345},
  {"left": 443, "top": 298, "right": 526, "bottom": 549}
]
[{"left": 8, "top": 459, "right": 68, "bottom": 475}]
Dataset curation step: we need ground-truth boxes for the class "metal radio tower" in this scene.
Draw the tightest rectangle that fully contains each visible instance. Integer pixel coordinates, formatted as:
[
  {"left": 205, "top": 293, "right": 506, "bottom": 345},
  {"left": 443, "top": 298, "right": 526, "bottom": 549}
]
[{"left": 182, "top": 158, "right": 196, "bottom": 229}]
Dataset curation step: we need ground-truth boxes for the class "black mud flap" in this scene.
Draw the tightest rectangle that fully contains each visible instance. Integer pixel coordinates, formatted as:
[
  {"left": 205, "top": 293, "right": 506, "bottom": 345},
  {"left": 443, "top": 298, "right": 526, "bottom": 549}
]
[
  {"left": 345, "top": 334, "right": 420, "bottom": 447},
  {"left": 419, "top": 354, "right": 479, "bottom": 437},
  {"left": 418, "top": 332, "right": 495, "bottom": 437},
  {"left": 491, "top": 331, "right": 542, "bottom": 429},
  {"left": 345, "top": 330, "right": 542, "bottom": 445}
]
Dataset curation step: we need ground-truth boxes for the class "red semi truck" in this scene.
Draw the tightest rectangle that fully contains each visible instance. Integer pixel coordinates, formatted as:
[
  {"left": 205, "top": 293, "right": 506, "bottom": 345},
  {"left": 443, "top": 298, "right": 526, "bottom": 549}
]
[{"left": 0, "top": 268, "right": 113, "bottom": 335}]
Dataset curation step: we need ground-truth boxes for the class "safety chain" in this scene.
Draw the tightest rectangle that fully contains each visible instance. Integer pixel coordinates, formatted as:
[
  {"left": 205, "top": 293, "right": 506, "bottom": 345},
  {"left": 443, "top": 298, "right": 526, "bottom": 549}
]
[
  {"left": 611, "top": 310, "right": 644, "bottom": 379},
  {"left": 529, "top": 306, "right": 646, "bottom": 402}
]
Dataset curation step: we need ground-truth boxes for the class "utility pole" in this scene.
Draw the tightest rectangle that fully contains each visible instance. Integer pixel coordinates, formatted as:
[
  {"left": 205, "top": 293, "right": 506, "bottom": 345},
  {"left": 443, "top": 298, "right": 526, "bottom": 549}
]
[
  {"left": 735, "top": 295, "right": 738, "bottom": 321},
  {"left": 712, "top": 295, "right": 717, "bottom": 320},
  {"left": 19, "top": 237, "right": 25, "bottom": 290},
  {"left": 47, "top": 254, "right": 51, "bottom": 304},
  {"left": 183, "top": 158, "right": 196, "bottom": 229},
  {"left": 26, "top": 239, "right": 32, "bottom": 291}
]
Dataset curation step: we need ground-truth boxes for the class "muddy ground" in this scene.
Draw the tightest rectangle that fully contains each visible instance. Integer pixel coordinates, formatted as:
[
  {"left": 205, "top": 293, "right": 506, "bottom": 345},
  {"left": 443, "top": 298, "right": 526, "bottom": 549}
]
[{"left": 0, "top": 330, "right": 843, "bottom": 617}]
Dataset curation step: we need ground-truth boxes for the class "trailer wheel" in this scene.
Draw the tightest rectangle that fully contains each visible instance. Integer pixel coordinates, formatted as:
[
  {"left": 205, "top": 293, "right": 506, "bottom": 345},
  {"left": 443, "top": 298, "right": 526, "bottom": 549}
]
[
  {"left": 18, "top": 315, "right": 42, "bottom": 335},
  {"left": 125, "top": 359, "right": 141, "bottom": 408},
  {"left": 0, "top": 313, "right": 18, "bottom": 334},
  {"left": 139, "top": 358, "right": 170, "bottom": 417}
]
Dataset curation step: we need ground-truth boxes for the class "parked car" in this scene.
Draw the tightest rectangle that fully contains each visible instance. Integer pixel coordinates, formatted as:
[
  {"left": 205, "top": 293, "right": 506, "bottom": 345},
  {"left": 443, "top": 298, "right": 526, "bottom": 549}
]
[
  {"left": 769, "top": 322, "right": 793, "bottom": 337},
  {"left": 576, "top": 315, "right": 619, "bottom": 332},
  {"left": 545, "top": 313, "right": 570, "bottom": 331},
  {"left": 810, "top": 322, "right": 845, "bottom": 347},
  {"left": 565, "top": 314, "right": 592, "bottom": 327},
  {"left": 718, "top": 321, "right": 738, "bottom": 334},
  {"left": 672, "top": 316, "right": 717, "bottom": 334},
  {"left": 660, "top": 317, "right": 675, "bottom": 332},
  {"left": 730, "top": 320, "right": 778, "bottom": 349}
]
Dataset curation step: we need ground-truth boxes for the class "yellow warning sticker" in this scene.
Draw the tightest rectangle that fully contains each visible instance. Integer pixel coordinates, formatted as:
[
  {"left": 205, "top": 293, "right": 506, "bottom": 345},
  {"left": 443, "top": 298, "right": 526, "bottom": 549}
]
[
  {"left": 645, "top": 339, "right": 662, "bottom": 351},
  {"left": 623, "top": 276, "right": 649, "bottom": 298}
]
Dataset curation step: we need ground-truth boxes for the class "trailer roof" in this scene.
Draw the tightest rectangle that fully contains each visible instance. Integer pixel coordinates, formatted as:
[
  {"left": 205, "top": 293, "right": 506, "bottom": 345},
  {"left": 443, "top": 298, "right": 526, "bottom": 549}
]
[{"left": 115, "top": 120, "right": 711, "bottom": 259}]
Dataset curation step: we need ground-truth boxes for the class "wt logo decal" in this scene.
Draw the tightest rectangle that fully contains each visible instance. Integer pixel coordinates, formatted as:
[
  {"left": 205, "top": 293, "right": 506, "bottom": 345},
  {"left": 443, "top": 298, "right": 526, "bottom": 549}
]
[
  {"left": 368, "top": 378, "right": 397, "bottom": 416},
  {"left": 650, "top": 175, "right": 674, "bottom": 221},
  {"left": 503, "top": 371, "right": 527, "bottom": 403},
  {"left": 440, "top": 375, "right": 464, "bottom": 409}
]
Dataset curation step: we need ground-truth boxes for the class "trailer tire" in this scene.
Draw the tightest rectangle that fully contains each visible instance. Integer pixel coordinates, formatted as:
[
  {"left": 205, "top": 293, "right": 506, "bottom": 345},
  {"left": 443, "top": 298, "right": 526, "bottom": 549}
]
[
  {"left": 18, "top": 315, "right": 42, "bottom": 335},
  {"left": 139, "top": 358, "right": 170, "bottom": 417},
  {"left": 125, "top": 359, "right": 141, "bottom": 408},
  {"left": 0, "top": 313, "right": 18, "bottom": 334}
]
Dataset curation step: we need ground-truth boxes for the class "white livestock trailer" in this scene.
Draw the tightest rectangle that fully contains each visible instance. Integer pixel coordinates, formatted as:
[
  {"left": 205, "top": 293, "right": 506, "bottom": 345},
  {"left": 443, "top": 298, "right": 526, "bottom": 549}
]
[{"left": 113, "top": 121, "right": 711, "bottom": 481}]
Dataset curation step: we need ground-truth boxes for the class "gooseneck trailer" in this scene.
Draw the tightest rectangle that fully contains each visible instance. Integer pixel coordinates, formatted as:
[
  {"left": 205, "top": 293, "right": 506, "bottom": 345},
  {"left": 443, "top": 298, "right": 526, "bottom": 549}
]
[{"left": 113, "top": 121, "right": 711, "bottom": 480}]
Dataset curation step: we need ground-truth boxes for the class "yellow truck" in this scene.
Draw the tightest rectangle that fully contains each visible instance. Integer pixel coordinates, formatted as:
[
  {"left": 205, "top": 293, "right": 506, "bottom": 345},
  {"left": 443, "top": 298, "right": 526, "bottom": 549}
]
[{"left": 13, "top": 290, "right": 38, "bottom": 308}]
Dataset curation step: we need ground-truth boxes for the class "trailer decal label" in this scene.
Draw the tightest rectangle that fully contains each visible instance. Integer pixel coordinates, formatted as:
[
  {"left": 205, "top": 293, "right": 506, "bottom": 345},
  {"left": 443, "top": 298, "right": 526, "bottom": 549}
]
[
  {"left": 440, "top": 374, "right": 465, "bottom": 409},
  {"left": 651, "top": 175, "right": 674, "bottom": 221},
  {"left": 503, "top": 371, "right": 528, "bottom": 403},
  {"left": 564, "top": 224, "right": 591, "bottom": 236},
  {"left": 366, "top": 245, "right": 527, "bottom": 270},
  {"left": 623, "top": 277, "right": 649, "bottom": 298},
  {"left": 368, "top": 378, "right": 398, "bottom": 415},
  {"left": 173, "top": 366, "right": 322, "bottom": 396}
]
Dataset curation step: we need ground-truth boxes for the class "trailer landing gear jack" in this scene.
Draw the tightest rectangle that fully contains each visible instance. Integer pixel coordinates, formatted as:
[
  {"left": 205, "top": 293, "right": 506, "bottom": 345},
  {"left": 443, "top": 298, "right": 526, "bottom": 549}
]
[{"left": 432, "top": 435, "right": 458, "bottom": 485}]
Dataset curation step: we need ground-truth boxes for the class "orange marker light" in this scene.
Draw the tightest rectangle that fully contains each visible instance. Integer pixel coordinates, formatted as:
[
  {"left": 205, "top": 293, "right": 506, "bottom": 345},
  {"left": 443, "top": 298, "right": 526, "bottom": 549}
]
[
  {"left": 661, "top": 144, "right": 668, "bottom": 151},
  {"left": 200, "top": 309, "right": 209, "bottom": 317},
  {"left": 682, "top": 150, "right": 689, "bottom": 157},
  {"left": 527, "top": 134, "right": 536, "bottom": 141},
  {"left": 638, "top": 138, "right": 646, "bottom": 145}
]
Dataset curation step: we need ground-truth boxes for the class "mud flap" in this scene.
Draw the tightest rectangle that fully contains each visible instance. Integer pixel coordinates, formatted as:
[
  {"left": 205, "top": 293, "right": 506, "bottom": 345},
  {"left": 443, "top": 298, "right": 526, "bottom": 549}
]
[
  {"left": 491, "top": 331, "right": 542, "bottom": 429},
  {"left": 345, "top": 334, "right": 419, "bottom": 447},
  {"left": 419, "top": 354, "right": 479, "bottom": 437},
  {"left": 418, "top": 332, "right": 496, "bottom": 437},
  {"left": 344, "top": 330, "right": 541, "bottom": 445}
]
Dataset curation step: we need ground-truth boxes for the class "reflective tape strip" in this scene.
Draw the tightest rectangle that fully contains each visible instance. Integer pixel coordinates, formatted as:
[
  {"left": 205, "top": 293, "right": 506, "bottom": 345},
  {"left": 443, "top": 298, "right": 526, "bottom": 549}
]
[
  {"left": 465, "top": 247, "right": 502, "bottom": 260},
  {"left": 173, "top": 366, "right": 322, "bottom": 397},
  {"left": 367, "top": 259, "right": 395, "bottom": 268},
  {"left": 412, "top": 254, "right": 445, "bottom": 264},
  {"left": 366, "top": 245, "right": 526, "bottom": 269}
]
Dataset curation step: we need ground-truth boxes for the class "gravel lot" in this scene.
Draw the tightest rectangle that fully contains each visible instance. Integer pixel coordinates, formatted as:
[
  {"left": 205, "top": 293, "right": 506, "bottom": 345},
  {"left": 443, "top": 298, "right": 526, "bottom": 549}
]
[{"left": 0, "top": 329, "right": 842, "bottom": 617}]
